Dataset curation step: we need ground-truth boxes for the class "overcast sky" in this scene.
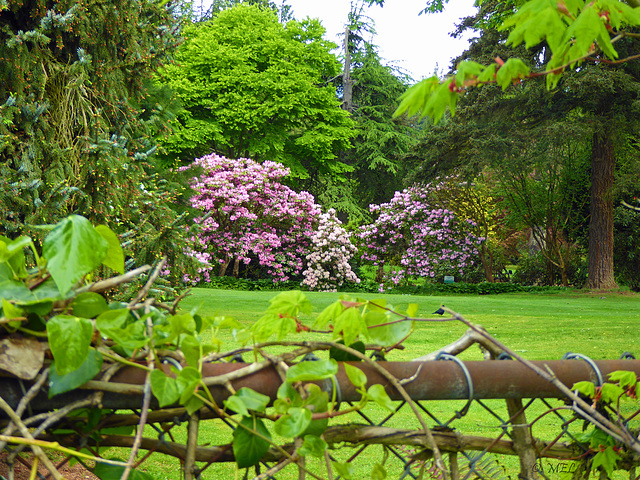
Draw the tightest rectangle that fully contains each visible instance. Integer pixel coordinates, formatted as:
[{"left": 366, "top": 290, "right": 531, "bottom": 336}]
[{"left": 284, "top": 0, "right": 477, "bottom": 81}]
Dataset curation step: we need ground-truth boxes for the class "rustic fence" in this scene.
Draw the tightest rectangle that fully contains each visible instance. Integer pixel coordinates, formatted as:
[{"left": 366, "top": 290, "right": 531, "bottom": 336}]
[{"left": 2, "top": 346, "right": 639, "bottom": 480}]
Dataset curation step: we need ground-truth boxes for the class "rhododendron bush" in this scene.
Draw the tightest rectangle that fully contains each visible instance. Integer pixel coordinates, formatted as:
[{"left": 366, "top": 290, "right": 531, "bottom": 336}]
[
  {"left": 358, "top": 185, "right": 485, "bottom": 289},
  {"left": 180, "top": 154, "right": 359, "bottom": 291}
]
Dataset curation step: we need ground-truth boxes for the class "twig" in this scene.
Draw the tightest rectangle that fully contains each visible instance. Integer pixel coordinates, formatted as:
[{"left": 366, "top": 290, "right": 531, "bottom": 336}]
[
  {"left": 0, "top": 396, "right": 66, "bottom": 480},
  {"left": 128, "top": 257, "right": 166, "bottom": 307},
  {"left": 75, "top": 265, "right": 151, "bottom": 294},
  {"left": 120, "top": 307, "right": 156, "bottom": 480}
]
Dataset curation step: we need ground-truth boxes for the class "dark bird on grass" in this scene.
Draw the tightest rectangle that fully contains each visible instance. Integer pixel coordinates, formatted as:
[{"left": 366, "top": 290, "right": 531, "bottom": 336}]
[{"left": 433, "top": 306, "right": 445, "bottom": 315}]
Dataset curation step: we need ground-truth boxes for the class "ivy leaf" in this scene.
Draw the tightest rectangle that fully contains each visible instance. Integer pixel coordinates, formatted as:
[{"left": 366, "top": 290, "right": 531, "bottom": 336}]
[
  {"left": 229, "top": 387, "right": 270, "bottom": 414},
  {"left": 329, "top": 340, "right": 365, "bottom": 362},
  {"left": 0, "top": 235, "right": 29, "bottom": 278},
  {"left": 94, "top": 462, "right": 155, "bottom": 480},
  {"left": 150, "top": 370, "right": 180, "bottom": 407},
  {"left": 344, "top": 363, "right": 367, "bottom": 389},
  {"left": 274, "top": 407, "right": 312, "bottom": 438},
  {"left": 47, "top": 315, "right": 94, "bottom": 375},
  {"left": 251, "top": 311, "right": 296, "bottom": 342},
  {"left": 286, "top": 359, "right": 338, "bottom": 383},
  {"left": 299, "top": 435, "right": 327, "bottom": 458},
  {"left": 179, "top": 334, "right": 214, "bottom": 368},
  {"left": 43, "top": 215, "right": 109, "bottom": 294},
  {"left": 301, "top": 384, "right": 329, "bottom": 436},
  {"left": 95, "top": 309, "right": 147, "bottom": 356},
  {"left": 2, "top": 298, "right": 24, "bottom": 320},
  {"left": 371, "top": 463, "right": 387, "bottom": 480},
  {"left": 367, "top": 384, "right": 394, "bottom": 412},
  {"left": 94, "top": 225, "right": 124, "bottom": 274},
  {"left": 49, "top": 349, "right": 103, "bottom": 398},
  {"left": 72, "top": 292, "right": 108, "bottom": 318},
  {"left": 572, "top": 380, "right": 596, "bottom": 398},
  {"left": 177, "top": 367, "right": 202, "bottom": 405},
  {"left": 332, "top": 461, "right": 355, "bottom": 479},
  {"left": 233, "top": 416, "right": 271, "bottom": 468}
]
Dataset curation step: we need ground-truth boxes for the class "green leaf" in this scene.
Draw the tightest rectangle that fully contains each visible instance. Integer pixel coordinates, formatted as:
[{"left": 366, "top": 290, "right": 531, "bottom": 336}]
[
  {"left": 332, "top": 461, "right": 355, "bottom": 479},
  {"left": 591, "top": 446, "right": 620, "bottom": 476},
  {"left": 0, "top": 235, "right": 29, "bottom": 278},
  {"left": 329, "top": 340, "right": 365, "bottom": 362},
  {"left": 224, "top": 396, "right": 250, "bottom": 417},
  {"left": 95, "top": 309, "right": 148, "bottom": 356},
  {"left": 371, "top": 463, "right": 387, "bottom": 480},
  {"left": 301, "top": 384, "right": 329, "bottom": 436},
  {"left": 2, "top": 298, "right": 23, "bottom": 319},
  {"left": 49, "top": 349, "right": 103, "bottom": 397},
  {"left": 72, "top": 292, "right": 108, "bottom": 318},
  {"left": 299, "top": 435, "right": 327, "bottom": 458},
  {"left": 495, "top": 58, "right": 531, "bottom": 90},
  {"left": 233, "top": 416, "right": 271, "bottom": 468},
  {"left": 274, "top": 407, "right": 312, "bottom": 438},
  {"left": 608, "top": 370, "right": 637, "bottom": 390},
  {"left": 179, "top": 334, "right": 214, "bottom": 368},
  {"left": 286, "top": 359, "right": 338, "bottom": 383},
  {"left": 367, "top": 384, "right": 394, "bottom": 412},
  {"left": 600, "top": 383, "right": 625, "bottom": 404},
  {"left": 250, "top": 311, "right": 296, "bottom": 342},
  {"left": 43, "top": 215, "right": 109, "bottom": 294},
  {"left": 231, "top": 387, "right": 270, "bottom": 413},
  {"left": 364, "top": 309, "right": 413, "bottom": 346},
  {"left": 313, "top": 300, "right": 344, "bottom": 329},
  {"left": 344, "top": 363, "right": 367, "bottom": 389},
  {"left": 267, "top": 290, "right": 312, "bottom": 316},
  {"left": 94, "top": 462, "right": 155, "bottom": 480},
  {"left": 572, "top": 380, "right": 596, "bottom": 398},
  {"left": 94, "top": 225, "right": 124, "bottom": 274},
  {"left": 150, "top": 370, "right": 180, "bottom": 407},
  {"left": 177, "top": 367, "right": 202, "bottom": 405},
  {"left": 333, "top": 307, "right": 366, "bottom": 347},
  {"left": 47, "top": 315, "right": 94, "bottom": 375}
]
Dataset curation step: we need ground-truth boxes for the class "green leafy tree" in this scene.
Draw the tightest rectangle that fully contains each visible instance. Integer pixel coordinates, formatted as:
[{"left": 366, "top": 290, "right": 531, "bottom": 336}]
[
  {"left": 157, "top": 5, "right": 354, "bottom": 188},
  {"left": 394, "top": 0, "right": 640, "bottom": 290},
  {"left": 333, "top": 5, "right": 417, "bottom": 216}
]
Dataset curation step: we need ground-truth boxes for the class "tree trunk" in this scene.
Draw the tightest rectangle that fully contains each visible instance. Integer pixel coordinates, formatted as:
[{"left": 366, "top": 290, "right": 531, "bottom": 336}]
[
  {"left": 587, "top": 128, "right": 617, "bottom": 290},
  {"left": 342, "top": 26, "right": 354, "bottom": 113},
  {"left": 218, "top": 255, "right": 231, "bottom": 277},
  {"left": 232, "top": 257, "right": 240, "bottom": 277}
]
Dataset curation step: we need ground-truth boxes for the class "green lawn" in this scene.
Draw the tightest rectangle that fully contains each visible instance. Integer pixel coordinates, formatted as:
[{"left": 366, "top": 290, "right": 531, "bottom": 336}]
[{"left": 126, "top": 289, "right": 640, "bottom": 479}]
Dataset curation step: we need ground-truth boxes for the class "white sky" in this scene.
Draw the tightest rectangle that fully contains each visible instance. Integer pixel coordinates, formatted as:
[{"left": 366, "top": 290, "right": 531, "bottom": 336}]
[{"left": 284, "top": 0, "right": 477, "bottom": 81}]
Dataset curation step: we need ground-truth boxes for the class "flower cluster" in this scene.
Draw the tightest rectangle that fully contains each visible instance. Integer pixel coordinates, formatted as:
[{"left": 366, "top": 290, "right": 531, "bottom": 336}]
[
  {"left": 302, "top": 209, "right": 360, "bottom": 292},
  {"left": 358, "top": 185, "right": 485, "bottom": 288},
  {"left": 181, "top": 154, "right": 359, "bottom": 290}
]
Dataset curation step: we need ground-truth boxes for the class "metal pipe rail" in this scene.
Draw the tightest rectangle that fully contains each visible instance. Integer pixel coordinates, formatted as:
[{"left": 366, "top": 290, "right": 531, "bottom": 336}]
[{"left": 2, "top": 359, "right": 639, "bottom": 412}]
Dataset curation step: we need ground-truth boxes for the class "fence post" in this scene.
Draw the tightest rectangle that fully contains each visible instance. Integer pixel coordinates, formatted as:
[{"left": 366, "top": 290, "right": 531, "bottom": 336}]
[{"left": 505, "top": 398, "right": 539, "bottom": 479}]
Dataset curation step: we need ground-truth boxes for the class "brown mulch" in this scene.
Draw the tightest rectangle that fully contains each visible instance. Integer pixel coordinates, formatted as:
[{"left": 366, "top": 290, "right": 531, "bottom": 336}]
[{"left": 0, "top": 450, "right": 100, "bottom": 480}]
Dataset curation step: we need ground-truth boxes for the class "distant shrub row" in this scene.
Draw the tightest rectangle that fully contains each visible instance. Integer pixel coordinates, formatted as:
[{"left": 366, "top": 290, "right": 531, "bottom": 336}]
[{"left": 197, "top": 277, "right": 570, "bottom": 295}]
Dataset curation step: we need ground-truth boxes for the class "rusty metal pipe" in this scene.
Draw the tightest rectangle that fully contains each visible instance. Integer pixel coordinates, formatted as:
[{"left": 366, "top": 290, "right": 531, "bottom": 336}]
[{"left": 2, "top": 360, "right": 639, "bottom": 412}]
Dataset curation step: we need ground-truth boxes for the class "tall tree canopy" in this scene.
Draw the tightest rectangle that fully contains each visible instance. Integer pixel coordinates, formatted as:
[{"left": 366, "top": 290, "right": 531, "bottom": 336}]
[
  {"left": 0, "top": 0, "right": 182, "bottom": 236},
  {"left": 395, "top": 0, "right": 640, "bottom": 290},
  {"left": 157, "top": 5, "right": 354, "bottom": 186}
]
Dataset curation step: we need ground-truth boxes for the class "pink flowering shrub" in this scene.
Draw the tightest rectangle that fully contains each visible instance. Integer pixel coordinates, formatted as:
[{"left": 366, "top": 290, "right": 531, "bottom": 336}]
[
  {"left": 358, "top": 185, "right": 485, "bottom": 289},
  {"left": 302, "top": 209, "right": 360, "bottom": 292},
  {"left": 180, "top": 154, "right": 359, "bottom": 290}
]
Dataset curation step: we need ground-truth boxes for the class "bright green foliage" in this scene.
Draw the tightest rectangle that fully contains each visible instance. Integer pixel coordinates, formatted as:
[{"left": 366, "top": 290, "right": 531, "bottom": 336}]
[
  {"left": 158, "top": 5, "right": 354, "bottom": 182},
  {"left": 395, "top": 0, "right": 640, "bottom": 119}
]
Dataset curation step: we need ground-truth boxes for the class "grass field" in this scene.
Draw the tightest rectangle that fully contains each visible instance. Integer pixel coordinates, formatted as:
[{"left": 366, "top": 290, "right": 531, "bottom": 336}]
[{"left": 123, "top": 289, "right": 640, "bottom": 479}]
